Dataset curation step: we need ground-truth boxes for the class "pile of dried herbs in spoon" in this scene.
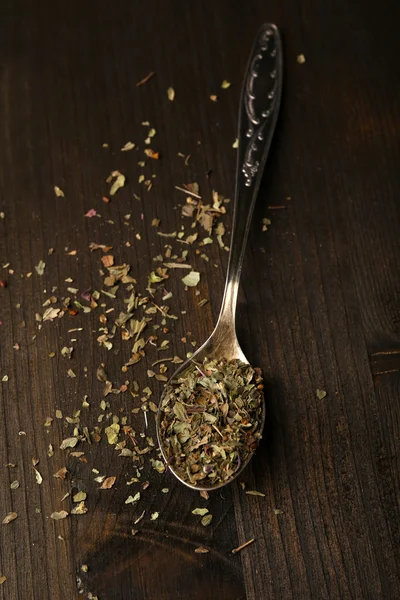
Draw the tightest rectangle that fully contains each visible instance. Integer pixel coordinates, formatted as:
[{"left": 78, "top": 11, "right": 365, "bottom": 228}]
[{"left": 159, "top": 357, "right": 264, "bottom": 487}]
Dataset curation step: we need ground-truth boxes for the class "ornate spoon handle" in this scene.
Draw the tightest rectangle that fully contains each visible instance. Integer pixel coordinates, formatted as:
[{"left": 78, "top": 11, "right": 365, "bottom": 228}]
[{"left": 218, "top": 23, "right": 283, "bottom": 328}]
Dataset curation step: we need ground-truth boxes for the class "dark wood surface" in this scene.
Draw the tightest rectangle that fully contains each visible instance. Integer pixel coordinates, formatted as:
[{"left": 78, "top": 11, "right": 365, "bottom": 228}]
[{"left": 0, "top": 1, "right": 400, "bottom": 599}]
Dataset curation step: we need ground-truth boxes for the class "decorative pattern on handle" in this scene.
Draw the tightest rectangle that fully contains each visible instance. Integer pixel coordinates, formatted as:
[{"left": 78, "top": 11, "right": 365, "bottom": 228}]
[{"left": 241, "top": 25, "right": 281, "bottom": 187}]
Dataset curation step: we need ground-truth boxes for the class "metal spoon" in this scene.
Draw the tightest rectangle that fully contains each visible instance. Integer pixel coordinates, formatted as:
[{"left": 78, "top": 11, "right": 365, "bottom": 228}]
[{"left": 156, "top": 23, "right": 283, "bottom": 490}]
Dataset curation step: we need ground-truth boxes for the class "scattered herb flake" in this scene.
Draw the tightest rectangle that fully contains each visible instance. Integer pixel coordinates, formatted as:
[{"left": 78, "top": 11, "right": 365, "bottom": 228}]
[
  {"left": 2, "top": 512, "right": 17, "bottom": 524},
  {"left": 50, "top": 511, "right": 69, "bottom": 520},
  {"left": 109, "top": 171, "right": 126, "bottom": 196},
  {"left": 192, "top": 508, "right": 209, "bottom": 516},
  {"left": 245, "top": 490, "right": 265, "bottom": 497},
  {"left": 232, "top": 538, "right": 255, "bottom": 554},
  {"left": 167, "top": 87, "right": 175, "bottom": 101},
  {"left": 84, "top": 209, "right": 97, "bottom": 218},
  {"left": 33, "top": 467, "right": 43, "bottom": 485},
  {"left": 105, "top": 423, "right": 120, "bottom": 445},
  {"left": 121, "top": 141, "right": 136, "bottom": 151},
  {"left": 201, "top": 514, "right": 213, "bottom": 527},
  {"left": 100, "top": 476, "right": 116, "bottom": 489},
  {"left": 73, "top": 491, "right": 87, "bottom": 502},
  {"left": 35, "top": 260, "right": 46, "bottom": 276},
  {"left": 136, "top": 71, "right": 155, "bottom": 87},
  {"left": 54, "top": 186, "right": 65, "bottom": 197},
  {"left": 181, "top": 271, "right": 200, "bottom": 287},
  {"left": 60, "top": 437, "right": 78, "bottom": 450}
]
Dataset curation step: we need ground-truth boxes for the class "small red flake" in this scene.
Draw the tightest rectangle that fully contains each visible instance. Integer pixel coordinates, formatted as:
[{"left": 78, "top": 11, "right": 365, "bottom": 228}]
[
  {"left": 84, "top": 209, "right": 97, "bottom": 218},
  {"left": 0, "top": 280, "right": 7, "bottom": 288},
  {"left": 102, "top": 196, "right": 110, "bottom": 203}
]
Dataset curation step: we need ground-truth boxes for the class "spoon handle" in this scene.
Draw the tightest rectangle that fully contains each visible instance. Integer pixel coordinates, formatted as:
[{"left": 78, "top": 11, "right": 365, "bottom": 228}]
[{"left": 218, "top": 23, "right": 283, "bottom": 329}]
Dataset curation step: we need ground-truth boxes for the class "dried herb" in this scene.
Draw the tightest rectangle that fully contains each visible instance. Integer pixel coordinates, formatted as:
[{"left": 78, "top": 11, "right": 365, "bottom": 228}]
[
  {"left": 262, "top": 218, "right": 271, "bottom": 232},
  {"left": 201, "top": 514, "right": 213, "bottom": 527},
  {"left": 73, "top": 491, "right": 87, "bottom": 502},
  {"left": 121, "top": 141, "right": 135, "bottom": 151},
  {"left": 108, "top": 171, "right": 126, "bottom": 196},
  {"left": 33, "top": 467, "right": 43, "bottom": 484},
  {"left": 182, "top": 271, "right": 200, "bottom": 287},
  {"left": 2, "top": 512, "right": 17, "bottom": 524},
  {"left": 50, "top": 511, "right": 69, "bottom": 520},
  {"left": 100, "top": 476, "right": 116, "bottom": 489},
  {"left": 232, "top": 538, "right": 255, "bottom": 554},
  {"left": 159, "top": 357, "right": 264, "bottom": 487},
  {"left": 35, "top": 260, "right": 46, "bottom": 276},
  {"left": 60, "top": 436, "right": 78, "bottom": 450},
  {"left": 192, "top": 508, "right": 208, "bottom": 516},
  {"left": 54, "top": 186, "right": 65, "bottom": 197},
  {"left": 316, "top": 389, "right": 327, "bottom": 400},
  {"left": 136, "top": 71, "right": 155, "bottom": 87},
  {"left": 54, "top": 467, "right": 68, "bottom": 480},
  {"left": 194, "top": 547, "right": 209, "bottom": 554}
]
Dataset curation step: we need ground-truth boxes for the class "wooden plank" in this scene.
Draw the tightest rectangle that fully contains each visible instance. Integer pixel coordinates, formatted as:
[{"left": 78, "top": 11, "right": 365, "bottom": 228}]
[{"left": 0, "top": 1, "right": 399, "bottom": 599}]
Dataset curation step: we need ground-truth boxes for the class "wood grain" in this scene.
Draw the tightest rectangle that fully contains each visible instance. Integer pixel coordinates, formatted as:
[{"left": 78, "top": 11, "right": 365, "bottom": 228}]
[{"left": 0, "top": 0, "right": 399, "bottom": 599}]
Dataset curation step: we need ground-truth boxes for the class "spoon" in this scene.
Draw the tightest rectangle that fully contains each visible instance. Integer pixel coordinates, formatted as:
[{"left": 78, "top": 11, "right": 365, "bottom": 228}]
[{"left": 156, "top": 23, "right": 283, "bottom": 490}]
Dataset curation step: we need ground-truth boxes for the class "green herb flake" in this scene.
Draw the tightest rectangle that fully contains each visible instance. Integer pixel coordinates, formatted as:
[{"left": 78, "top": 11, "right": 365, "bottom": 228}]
[
  {"left": 201, "top": 514, "right": 213, "bottom": 527},
  {"left": 109, "top": 171, "right": 126, "bottom": 196},
  {"left": 73, "top": 491, "right": 87, "bottom": 502},
  {"left": 54, "top": 186, "right": 65, "bottom": 197},
  {"left": 60, "top": 437, "right": 78, "bottom": 450},
  {"left": 192, "top": 508, "right": 209, "bottom": 516},
  {"left": 125, "top": 492, "right": 140, "bottom": 504},
  {"left": 35, "top": 260, "right": 46, "bottom": 276},
  {"left": 121, "top": 141, "right": 136, "bottom": 152},
  {"left": 182, "top": 271, "right": 200, "bottom": 287},
  {"left": 105, "top": 423, "right": 120, "bottom": 445}
]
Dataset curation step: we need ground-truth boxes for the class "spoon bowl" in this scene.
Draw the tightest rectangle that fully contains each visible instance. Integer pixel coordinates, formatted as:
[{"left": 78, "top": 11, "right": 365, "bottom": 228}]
[
  {"left": 156, "top": 320, "right": 265, "bottom": 491},
  {"left": 156, "top": 22, "right": 283, "bottom": 491}
]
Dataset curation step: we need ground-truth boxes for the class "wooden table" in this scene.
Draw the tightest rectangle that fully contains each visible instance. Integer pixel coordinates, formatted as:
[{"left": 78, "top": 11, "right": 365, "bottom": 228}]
[{"left": 0, "top": 1, "right": 399, "bottom": 599}]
